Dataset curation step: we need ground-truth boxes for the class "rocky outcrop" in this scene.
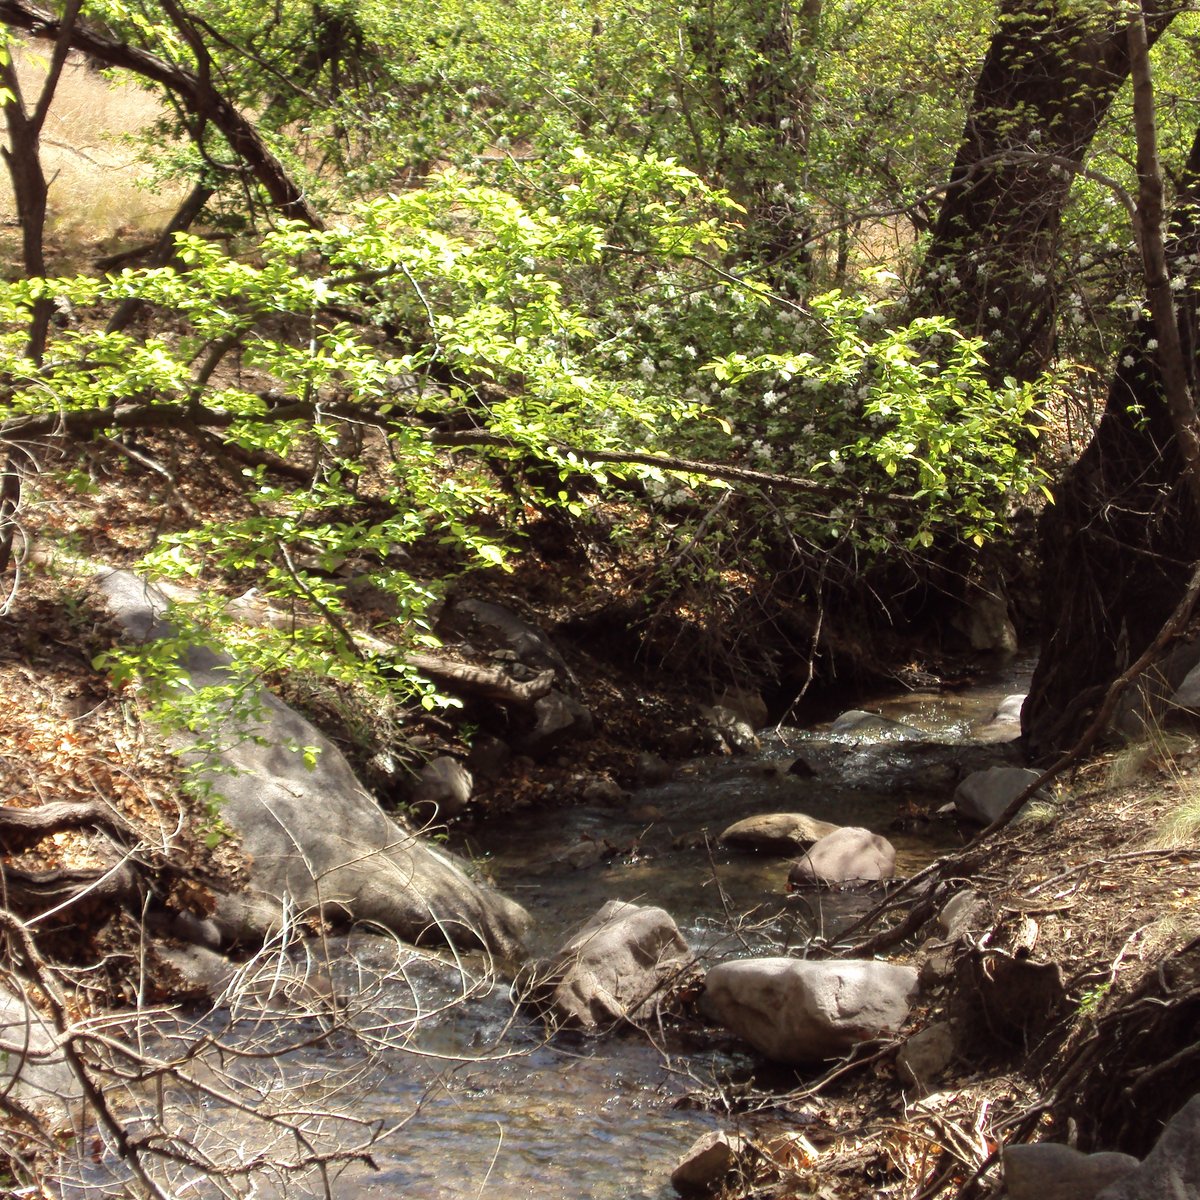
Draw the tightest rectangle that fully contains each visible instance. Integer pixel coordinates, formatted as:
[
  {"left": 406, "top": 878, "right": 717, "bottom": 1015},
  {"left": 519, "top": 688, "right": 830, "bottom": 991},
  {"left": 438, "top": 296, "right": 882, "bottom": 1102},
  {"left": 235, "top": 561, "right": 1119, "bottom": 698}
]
[
  {"left": 94, "top": 569, "right": 530, "bottom": 959},
  {"left": 718, "top": 812, "right": 840, "bottom": 855},
  {"left": 787, "top": 826, "right": 896, "bottom": 888},
  {"left": 700, "top": 957, "right": 919, "bottom": 1064},
  {"left": 519, "top": 900, "right": 693, "bottom": 1033}
]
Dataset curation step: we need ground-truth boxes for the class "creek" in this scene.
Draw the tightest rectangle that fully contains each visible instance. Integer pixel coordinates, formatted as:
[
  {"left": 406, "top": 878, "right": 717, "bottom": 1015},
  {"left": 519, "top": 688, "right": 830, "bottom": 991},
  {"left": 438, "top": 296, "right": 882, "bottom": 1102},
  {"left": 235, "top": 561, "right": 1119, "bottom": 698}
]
[{"left": 283, "top": 661, "right": 1030, "bottom": 1199}]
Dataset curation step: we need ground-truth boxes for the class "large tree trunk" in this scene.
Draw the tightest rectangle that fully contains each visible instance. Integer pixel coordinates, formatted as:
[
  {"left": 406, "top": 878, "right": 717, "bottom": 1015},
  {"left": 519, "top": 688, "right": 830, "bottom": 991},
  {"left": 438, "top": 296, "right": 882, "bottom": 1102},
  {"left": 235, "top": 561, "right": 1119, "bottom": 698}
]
[
  {"left": 919, "top": 1, "right": 1175, "bottom": 382},
  {"left": 1024, "top": 123, "right": 1200, "bottom": 760}
]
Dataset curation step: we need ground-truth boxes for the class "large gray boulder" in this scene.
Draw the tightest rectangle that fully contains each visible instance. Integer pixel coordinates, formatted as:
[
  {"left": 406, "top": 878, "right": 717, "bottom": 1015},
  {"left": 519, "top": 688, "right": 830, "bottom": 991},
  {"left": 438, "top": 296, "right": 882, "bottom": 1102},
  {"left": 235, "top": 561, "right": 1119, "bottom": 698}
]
[
  {"left": 700, "top": 957, "right": 919, "bottom": 1064},
  {"left": 94, "top": 570, "right": 530, "bottom": 959},
  {"left": 0, "top": 987, "right": 81, "bottom": 1121},
  {"left": 1004, "top": 1143, "right": 1138, "bottom": 1200},
  {"left": 788, "top": 826, "right": 896, "bottom": 888},
  {"left": 520, "top": 900, "right": 693, "bottom": 1033},
  {"left": 719, "top": 812, "right": 841, "bottom": 855},
  {"left": 953, "top": 766, "right": 1042, "bottom": 825},
  {"left": 1096, "top": 1093, "right": 1200, "bottom": 1200}
]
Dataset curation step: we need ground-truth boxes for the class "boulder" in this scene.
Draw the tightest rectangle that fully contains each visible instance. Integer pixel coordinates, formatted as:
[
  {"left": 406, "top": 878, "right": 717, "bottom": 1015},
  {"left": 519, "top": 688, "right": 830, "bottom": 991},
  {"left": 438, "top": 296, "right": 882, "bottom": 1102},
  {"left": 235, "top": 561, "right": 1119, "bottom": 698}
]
[
  {"left": 953, "top": 766, "right": 1042, "bottom": 825},
  {"left": 94, "top": 569, "right": 530, "bottom": 959},
  {"left": 0, "top": 987, "right": 81, "bottom": 1120},
  {"left": 700, "top": 957, "right": 919, "bottom": 1064},
  {"left": 411, "top": 755, "right": 474, "bottom": 818},
  {"left": 1096, "top": 1093, "right": 1200, "bottom": 1200},
  {"left": 788, "top": 827, "right": 896, "bottom": 888},
  {"left": 520, "top": 900, "right": 693, "bottom": 1033},
  {"left": 718, "top": 812, "right": 841, "bottom": 855},
  {"left": 670, "top": 1130, "right": 751, "bottom": 1196},
  {"left": 1003, "top": 1143, "right": 1139, "bottom": 1200},
  {"left": 896, "top": 1021, "right": 958, "bottom": 1092}
]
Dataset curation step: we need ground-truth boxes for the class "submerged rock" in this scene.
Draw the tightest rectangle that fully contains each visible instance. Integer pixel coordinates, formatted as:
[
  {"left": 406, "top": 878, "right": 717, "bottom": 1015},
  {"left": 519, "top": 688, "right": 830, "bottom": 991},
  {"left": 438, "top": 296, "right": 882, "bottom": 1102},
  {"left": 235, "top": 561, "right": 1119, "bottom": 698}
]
[
  {"left": 829, "top": 710, "right": 924, "bottom": 740},
  {"left": 94, "top": 569, "right": 530, "bottom": 960},
  {"left": 719, "top": 812, "right": 841, "bottom": 855},
  {"left": 520, "top": 900, "right": 693, "bottom": 1034},
  {"left": 787, "top": 826, "right": 896, "bottom": 888},
  {"left": 700, "top": 957, "right": 919, "bottom": 1064}
]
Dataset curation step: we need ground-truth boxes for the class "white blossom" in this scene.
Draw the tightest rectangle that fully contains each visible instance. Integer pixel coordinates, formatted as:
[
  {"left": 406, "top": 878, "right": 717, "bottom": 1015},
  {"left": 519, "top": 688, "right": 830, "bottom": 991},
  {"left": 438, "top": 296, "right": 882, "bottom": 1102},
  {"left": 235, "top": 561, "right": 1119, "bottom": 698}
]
[
  {"left": 639, "top": 357, "right": 656, "bottom": 379},
  {"left": 1123, "top": 354, "right": 1136, "bottom": 368},
  {"left": 1146, "top": 338, "right": 1159, "bottom": 351}
]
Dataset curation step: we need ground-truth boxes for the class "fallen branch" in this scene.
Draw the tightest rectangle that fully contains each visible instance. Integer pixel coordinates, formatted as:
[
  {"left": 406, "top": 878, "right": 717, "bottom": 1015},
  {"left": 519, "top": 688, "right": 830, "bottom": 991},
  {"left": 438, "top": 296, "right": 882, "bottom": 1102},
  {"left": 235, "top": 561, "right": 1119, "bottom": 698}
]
[{"left": 0, "top": 800, "right": 136, "bottom": 852}]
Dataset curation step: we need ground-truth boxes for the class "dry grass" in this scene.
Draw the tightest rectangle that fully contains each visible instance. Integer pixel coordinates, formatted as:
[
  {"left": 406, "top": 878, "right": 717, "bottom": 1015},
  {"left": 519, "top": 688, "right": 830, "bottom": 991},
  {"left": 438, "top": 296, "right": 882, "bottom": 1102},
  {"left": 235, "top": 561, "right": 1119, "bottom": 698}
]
[{"left": 1, "top": 40, "right": 184, "bottom": 267}]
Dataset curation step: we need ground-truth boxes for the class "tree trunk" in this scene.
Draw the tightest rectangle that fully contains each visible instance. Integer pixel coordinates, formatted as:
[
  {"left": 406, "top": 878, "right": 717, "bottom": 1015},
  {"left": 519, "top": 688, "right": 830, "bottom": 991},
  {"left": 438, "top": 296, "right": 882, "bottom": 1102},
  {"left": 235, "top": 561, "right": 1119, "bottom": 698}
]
[
  {"left": 1024, "top": 124, "right": 1200, "bottom": 760},
  {"left": 919, "top": 0, "right": 1175, "bottom": 382}
]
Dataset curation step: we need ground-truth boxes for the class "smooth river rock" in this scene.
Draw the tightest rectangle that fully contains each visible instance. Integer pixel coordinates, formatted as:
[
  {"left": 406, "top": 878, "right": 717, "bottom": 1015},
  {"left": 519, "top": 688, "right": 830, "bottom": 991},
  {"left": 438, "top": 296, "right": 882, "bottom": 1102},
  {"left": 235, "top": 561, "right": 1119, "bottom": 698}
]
[
  {"left": 520, "top": 900, "right": 693, "bottom": 1033},
  {"left": 94, "top": 569, "right": 531, "bottom": 960},
  {"left": 719, "top": 812, "right": 841, "bottom": 855},
  {"left": 787, "top": 826, "right": 896, "bottom": 888},
  {"left": 700, "top": 957, "right": 919, "bottom": 1064}
]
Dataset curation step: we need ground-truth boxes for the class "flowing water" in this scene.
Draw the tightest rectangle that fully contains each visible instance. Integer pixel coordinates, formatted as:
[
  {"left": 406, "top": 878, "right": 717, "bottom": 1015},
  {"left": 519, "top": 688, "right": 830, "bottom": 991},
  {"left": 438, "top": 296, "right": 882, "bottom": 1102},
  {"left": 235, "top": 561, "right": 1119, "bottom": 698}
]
[{"left": 178, "top": 660, "right": 1033, "bottom": 1200}]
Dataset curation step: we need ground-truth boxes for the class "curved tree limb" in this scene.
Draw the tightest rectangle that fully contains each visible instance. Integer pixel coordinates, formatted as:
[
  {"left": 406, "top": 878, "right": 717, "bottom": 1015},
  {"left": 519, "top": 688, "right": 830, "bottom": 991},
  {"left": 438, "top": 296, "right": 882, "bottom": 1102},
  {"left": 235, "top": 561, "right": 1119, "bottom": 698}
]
[{"left": 0, "top": 0, "right": 322, "bottom": 228}]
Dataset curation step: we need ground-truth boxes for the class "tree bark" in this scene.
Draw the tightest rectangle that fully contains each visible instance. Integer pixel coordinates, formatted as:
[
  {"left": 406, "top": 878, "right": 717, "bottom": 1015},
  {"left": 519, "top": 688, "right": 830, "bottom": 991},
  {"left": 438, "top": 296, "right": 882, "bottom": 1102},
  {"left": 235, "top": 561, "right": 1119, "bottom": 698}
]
[
  {"left": 919, "top": 0, "right": 1176, "bottom": 381},
  {"left": 1024, "top": 120, "right": 1200, "bottom": 759}
]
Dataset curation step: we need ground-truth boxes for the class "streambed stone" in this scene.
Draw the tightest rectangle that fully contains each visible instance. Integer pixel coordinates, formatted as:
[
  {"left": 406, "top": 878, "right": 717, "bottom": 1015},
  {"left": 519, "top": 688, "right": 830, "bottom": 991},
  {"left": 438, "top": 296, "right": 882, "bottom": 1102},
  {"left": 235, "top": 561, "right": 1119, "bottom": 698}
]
[
  {"left": 787, "top": 826, "right": 896, "bottom": 888},
  {"left": 719, "top": 812, "right": 841, "bottom": 855},
  {"left": 700, "top": 957, "right": 919, "bottom": 1064},
  {"left": 520, "top": 900, "right": 693, "bottom": 1033},
  {"left": 0, "top": 987, "right": 81, "bottom": 1121},
  {"left": 953, "top": 766, "right": 1043, "bottom": 825},
  {"left": 670, "top": 1130, "right": 751, "bottom": 1196}
]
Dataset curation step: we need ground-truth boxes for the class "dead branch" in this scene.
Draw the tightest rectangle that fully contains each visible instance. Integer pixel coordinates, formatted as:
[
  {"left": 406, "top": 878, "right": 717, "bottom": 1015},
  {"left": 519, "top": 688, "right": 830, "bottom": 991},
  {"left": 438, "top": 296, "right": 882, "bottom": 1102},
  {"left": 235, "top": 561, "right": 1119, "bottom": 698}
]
[{"left": 0, "top": 800, "right": 136, "bottom": 852}]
